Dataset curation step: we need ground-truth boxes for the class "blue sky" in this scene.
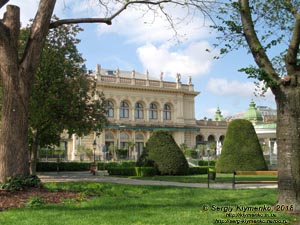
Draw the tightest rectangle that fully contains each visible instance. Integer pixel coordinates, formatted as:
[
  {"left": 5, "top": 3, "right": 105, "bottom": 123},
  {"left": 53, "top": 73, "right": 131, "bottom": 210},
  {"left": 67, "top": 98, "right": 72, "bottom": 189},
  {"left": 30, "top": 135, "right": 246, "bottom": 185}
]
[{"left": 1, "top": 0, "right": 276, "bottom": 119}]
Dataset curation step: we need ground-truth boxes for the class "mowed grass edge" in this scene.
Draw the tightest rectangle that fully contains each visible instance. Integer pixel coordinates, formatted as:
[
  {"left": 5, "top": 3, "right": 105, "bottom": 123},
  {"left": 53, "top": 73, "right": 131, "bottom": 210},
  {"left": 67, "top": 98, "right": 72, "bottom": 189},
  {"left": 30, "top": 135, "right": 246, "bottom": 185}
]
[{"left": 0, "top": 182, "right": 297, "bottom": 225}]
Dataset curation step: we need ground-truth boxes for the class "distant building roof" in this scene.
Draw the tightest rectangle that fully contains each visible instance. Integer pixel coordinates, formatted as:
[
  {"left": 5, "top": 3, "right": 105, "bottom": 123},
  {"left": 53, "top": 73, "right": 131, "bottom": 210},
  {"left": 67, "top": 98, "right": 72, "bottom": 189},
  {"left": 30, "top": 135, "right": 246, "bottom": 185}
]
[
  {"left": 243, "top": 100, "right": 264, "bottom": 123},
  {"left": 212, "top": 107, "right": 226, "bottom": 122}
]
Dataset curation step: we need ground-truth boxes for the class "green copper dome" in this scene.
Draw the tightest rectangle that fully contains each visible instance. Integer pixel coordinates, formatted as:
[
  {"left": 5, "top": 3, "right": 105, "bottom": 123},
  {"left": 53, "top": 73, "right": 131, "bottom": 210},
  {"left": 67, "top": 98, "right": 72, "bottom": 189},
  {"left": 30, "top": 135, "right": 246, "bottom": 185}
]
[
  {"left": 243, "top": 100, "right": 263, "bottom": 123},
  {"left": 213, "top": 107, "right": 226, "bottom": 121}
]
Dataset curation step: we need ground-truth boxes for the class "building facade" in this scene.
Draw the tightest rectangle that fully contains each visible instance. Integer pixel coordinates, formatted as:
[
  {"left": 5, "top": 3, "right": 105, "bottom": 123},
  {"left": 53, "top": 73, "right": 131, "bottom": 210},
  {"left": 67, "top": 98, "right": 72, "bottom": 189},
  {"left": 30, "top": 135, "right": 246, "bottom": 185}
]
[
  {"left": 63, "top": 66, "right": 277, "bottom": 162},
  {"left": 68, "top": 66, "right": 200, "bottom": 160}
]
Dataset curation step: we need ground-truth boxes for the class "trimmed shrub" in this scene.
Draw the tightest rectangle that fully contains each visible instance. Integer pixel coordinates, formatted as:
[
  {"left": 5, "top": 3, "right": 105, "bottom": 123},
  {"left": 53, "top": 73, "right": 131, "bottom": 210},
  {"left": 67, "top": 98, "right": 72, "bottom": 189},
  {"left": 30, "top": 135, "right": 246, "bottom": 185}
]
[
  {"left": 135, "top": 167, "right": 157, "bottom": 177},
  {"left": 107, "top": 167, "right": 136, "bottom": 176},
  {"left": 37, "top": 162, "right": 90, "bottom": 172},
  {"left": 139, "top": 130, "right": 189, "bottom": 175},
  {"left": 197, "top": 160, "right": 217, "bottom": 166},
  {"left": 136, "top": 147, "right": 155, "bottom": 167},
  {"left": 97, "top": 161, "right": 137, "bottom": 170},
  {"left": 216, "top": 119, "right": 268, "bottom": 173},
  {"left": 183, "top": 149, "right": 197, "bottom": 158}
]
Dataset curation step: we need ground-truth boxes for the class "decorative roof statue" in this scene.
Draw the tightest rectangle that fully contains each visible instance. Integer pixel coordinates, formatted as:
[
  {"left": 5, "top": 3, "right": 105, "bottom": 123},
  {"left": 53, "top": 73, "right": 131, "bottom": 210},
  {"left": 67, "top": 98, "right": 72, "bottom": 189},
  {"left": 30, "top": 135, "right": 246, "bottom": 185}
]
[
  {"left": 160, "top": 72, "right": 163, "bottom": 81},
  {"left": 188, "top": 76, "right": 192, "bottom": 85},
  {"left": 176, "top": 73, "right": 181, "bottom": 83},
  {"left": 116, "top": 68, "right": 120, "bottom": 77}
]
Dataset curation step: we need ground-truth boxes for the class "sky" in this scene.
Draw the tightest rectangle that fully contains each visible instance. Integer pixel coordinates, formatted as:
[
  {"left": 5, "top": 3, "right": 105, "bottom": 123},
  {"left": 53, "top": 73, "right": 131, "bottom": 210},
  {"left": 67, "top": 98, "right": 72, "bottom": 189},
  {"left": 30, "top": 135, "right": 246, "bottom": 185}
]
[{"left": 0, "top": 0, "right": 276, "bottom": 120}]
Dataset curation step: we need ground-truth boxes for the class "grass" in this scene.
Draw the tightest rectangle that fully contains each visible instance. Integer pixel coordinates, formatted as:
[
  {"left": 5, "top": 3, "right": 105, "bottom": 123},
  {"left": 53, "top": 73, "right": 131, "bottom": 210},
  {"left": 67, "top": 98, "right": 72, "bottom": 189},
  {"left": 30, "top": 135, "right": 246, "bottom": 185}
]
[
  {"left": 0, "top": 182, "right": 297, "bottom": 225},
  {"left": 129, "top": 173, "right": 278, "bottom": 183}
]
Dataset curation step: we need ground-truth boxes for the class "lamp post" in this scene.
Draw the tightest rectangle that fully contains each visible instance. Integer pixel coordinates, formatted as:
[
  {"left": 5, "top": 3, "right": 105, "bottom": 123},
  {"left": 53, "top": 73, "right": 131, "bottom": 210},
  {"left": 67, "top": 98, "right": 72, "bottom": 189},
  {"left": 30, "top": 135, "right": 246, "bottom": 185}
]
[
  {"left": 93, "top": 139, "right": 97, "bottom": 164},
  {"left": 90, "top": 139, "right": 97, "bottom": 176}
]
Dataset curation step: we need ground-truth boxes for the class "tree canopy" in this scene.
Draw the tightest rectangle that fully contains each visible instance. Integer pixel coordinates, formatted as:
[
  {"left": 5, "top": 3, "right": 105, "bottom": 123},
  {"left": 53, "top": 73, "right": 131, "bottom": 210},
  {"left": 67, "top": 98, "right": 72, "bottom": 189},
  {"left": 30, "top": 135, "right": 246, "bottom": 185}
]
[{"left": 212, "top": 0, "right": 300, "bottom": 211}]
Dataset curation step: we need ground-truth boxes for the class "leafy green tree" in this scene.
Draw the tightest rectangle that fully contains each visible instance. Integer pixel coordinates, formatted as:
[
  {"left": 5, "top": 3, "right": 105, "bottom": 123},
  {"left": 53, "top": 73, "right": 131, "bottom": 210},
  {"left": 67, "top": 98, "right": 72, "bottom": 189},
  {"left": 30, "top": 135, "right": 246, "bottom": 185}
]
[
  {"left": 140, "top": 130, "right": 189, "bottom": 175},
  {"left": 213, "top": 0, "right": 300, "bottom": 210},
  {"left": 0, "top": 0, "right": 217, "bottom": 183},
  {"left": 26, "top": 22, "right": 107, "bottom": 174},
  {"left": 216, "top": 119, "right": 267, "bottom": 173}
]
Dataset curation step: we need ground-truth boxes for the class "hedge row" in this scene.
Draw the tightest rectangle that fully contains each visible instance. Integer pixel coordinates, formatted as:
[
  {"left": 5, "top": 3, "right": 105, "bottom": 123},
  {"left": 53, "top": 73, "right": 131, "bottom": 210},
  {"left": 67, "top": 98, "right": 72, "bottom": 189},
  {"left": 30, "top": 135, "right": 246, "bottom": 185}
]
[
  {"left": 37, "top": 162, "right": 91, "bottom": 172},
  {"left": 197, "top": 160, "right": 217, "bottom": 166},
  {"left": 36, "top": 162, "right": 214, "bottom": 176},
  {"left": 107, "top": 167, "right": 157, "bottom": 176},
  {"left": 37, "top": 161, "right": 137, "bottom": 172},
  {"left": 187, "top": 166, "right": 215, "bottom": 175}
]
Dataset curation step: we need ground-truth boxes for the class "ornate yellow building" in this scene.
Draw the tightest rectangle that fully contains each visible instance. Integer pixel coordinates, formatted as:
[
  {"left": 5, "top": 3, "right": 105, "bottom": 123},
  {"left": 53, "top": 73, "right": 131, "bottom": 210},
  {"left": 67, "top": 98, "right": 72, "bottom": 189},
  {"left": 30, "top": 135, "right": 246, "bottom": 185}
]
[
  {"left": 65, "top": 66, "right": 276, "bottom": 162},
  {"left": 68, "top": 65, "right": 200, "bottom": 160}
]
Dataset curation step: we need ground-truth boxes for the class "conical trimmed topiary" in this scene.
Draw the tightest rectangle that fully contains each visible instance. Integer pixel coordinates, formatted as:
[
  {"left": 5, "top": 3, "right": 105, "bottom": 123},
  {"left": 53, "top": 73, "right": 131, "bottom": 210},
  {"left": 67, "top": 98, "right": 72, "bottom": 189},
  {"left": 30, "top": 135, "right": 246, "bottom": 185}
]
[
  {"left": 216, "top": 119, "right": 267, "bottom": 172},
  {"left": 138, "top": 130, "right": 188, "bottom": 175}
]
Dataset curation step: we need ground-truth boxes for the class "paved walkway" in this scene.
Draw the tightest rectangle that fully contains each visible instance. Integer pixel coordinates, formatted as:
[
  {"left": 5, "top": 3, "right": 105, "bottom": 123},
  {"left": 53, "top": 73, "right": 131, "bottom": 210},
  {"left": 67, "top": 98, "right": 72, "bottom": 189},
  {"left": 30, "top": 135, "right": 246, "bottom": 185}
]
[{"left": 38, "top": 171, "right": 278, "bottom": 189}]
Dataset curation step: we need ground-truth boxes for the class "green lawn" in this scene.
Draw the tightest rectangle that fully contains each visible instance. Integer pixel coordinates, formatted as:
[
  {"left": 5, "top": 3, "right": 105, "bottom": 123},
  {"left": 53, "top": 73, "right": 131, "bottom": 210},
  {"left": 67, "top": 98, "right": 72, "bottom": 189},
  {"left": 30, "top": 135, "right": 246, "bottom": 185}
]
[
  {"left": 0, "top": 182, "right": 297, "bottom": 225},
  {"left": 131, "top": 173, "right": 278, "bottom": 183}
]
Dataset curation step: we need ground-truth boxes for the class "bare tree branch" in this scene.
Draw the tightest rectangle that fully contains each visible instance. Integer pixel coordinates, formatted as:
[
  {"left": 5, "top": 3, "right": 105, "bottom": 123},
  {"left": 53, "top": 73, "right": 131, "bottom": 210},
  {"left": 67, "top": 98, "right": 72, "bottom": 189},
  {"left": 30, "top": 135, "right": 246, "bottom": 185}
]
[
  {"left": 239, "top": 0, "right": 280, "bottom": 84},
  {"left": 20, "top": 0, "right": 56, "bottom": 81},
  {"left": 49, "top": 0, "right": 175, "bottom": 29},
  {"left": 49, "top": 17, "right": 112, "bottom": 28},
  {"left": 284, "top": 0, "right": 300, "bottom": 73}
]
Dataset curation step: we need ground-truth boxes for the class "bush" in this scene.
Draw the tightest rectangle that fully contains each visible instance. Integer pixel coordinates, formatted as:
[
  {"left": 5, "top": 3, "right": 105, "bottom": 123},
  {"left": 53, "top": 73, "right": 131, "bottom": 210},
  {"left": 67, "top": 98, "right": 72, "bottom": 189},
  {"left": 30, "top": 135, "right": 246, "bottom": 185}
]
[
  {"left": 216, "top": 119, "right": 268, "bottom": 173},
  {"left": 97, "top": 161, "right": 137, "bottom": 170},
  {"left": 197, "top": 160, "right": 217, "bottom": 166},
  {"left": 116, "top": 149, "right": 128, "bottom": 159},
  {"left": 138, "top": 130, "right": 189, "bottom": 175},
  {"left": 0, "top": 175, "right": 41, "bottom": 191},
  {"left": 183, "top": 149, "right": 197, "bottom": 158},
  {"left": 107, "top": 167, "right": 136, "bottom": 176},
  {"left": 136, "top": 147, "right": 155, "bottom": 167},
  {"left": 135, "top": 167, "right": 157, "bottom": 176},
  {"left": 37, "top": 162, "right": 90, "bottom": 172}
]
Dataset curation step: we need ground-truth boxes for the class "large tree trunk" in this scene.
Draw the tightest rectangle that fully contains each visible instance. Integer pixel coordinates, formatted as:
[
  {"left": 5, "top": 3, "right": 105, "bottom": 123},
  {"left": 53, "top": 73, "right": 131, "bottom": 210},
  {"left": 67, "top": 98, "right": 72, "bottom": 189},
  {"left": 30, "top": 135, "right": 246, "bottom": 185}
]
[
  {"left": 0, "top": 69, "right": 30, "bottom": 181},
  {"left": 0, "top": 5, "right": 30, "bottom": 182},
  {"left": 275, "top": 86, "right": 300, "bottom": 211},
  {"left": 0, "top": 2, "right": 56, "bottom": 182}
]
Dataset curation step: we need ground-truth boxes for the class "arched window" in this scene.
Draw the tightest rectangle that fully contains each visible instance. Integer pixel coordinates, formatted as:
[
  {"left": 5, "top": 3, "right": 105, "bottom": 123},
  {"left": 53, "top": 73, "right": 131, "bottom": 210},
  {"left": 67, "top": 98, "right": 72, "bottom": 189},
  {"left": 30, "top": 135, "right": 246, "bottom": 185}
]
[
  {"left": 196, "top": 135, "right": 205, "bottom": 144},
  {"left": 149, "top": 103, "right": 158, "bottom": 120},
  {"left": 135, "top": 133, "right": 144, "bottom": 140},
  {"left": 208, "top": 135, "right": 216, "bottom": 142},
  {"left": 105, "top": 132, "right": 114, "bottom": 140},
  {"left": 120, "top": 101, "right": 129, "bottom": 118},
  {"left": 120, "top": 133, "right": 129, "bottom": 149},
  {"left": 135, "top": 133, "right": 144, "bottom": 158},
  {"left": 104, "top": 132, "right": 115, "bottom": 153},
  {"left": 135, "top": 102, "right": 144, "bottom": 119},
  {"left": 120, "top": 133, "right": 129, "bottom": 140},
  {"left": 163, "top": 104, "right": 171, "bottom": 120},
  {"left": 105, "top": 101, "right": 114, "bottom": 117}
]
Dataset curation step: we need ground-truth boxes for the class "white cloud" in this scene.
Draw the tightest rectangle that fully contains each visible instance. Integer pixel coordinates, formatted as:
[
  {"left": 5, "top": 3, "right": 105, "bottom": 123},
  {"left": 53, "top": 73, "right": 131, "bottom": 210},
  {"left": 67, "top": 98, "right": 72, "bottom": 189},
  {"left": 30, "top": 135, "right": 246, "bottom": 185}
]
[
  {"left": 137, "top": 42, "right": 215, "bottom": 79},
  {"left": 97, "top": 4, "right": 213, "bottom": 44},
  {"left": 206, "top": 78, "right": 255, "bottom": 97},
  {"left": 206, "top": 78, "right": 275, "bottom": 103}
]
